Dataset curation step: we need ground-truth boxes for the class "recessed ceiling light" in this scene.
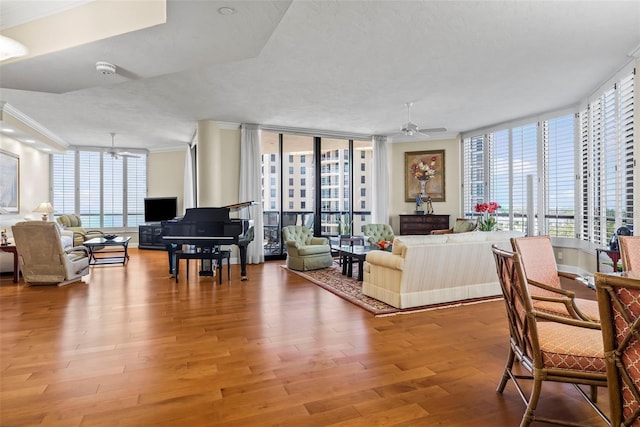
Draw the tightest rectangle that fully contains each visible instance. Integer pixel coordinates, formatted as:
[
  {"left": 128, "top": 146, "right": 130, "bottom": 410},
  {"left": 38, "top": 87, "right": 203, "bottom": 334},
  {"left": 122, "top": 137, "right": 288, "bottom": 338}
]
[
  {"left": 2, "top": 127, "right": 15, "bottom": 133},
  {"left": 218, "top": 6, "right": 235, "bottom": 15},
  {"left": 42, "top": 148, "right": 52, "bottom": 152},
  {"left": 24, "top": 139, "right": 35, "bottom": 143}
]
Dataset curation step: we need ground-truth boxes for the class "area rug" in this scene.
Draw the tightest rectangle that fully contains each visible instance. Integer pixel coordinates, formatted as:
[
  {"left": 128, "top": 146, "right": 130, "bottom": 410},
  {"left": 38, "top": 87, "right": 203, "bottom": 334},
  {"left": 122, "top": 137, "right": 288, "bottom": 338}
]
[{"left": 282, "top": 264, "right": 502, "bottom": 316}]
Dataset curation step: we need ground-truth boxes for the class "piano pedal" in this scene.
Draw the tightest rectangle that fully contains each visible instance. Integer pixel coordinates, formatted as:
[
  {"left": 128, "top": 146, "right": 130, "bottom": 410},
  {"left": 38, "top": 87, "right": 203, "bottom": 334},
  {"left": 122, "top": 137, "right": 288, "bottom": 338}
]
[{"left": 199, "top": 270, "right": 214, "bottom": 277}]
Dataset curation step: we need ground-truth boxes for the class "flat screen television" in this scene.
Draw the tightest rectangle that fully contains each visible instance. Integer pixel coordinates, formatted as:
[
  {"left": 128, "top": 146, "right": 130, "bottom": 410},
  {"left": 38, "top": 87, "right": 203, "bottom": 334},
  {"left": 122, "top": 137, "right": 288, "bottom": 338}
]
[{"left": 144, "top": 197, "right": 177, "bottom": 223}]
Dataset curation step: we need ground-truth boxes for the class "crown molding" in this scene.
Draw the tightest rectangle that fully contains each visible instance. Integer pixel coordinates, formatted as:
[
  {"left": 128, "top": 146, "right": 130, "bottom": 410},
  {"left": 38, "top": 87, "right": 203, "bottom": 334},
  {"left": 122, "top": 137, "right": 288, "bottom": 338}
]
[{"left": 0, "top": 101, "right": 68, "bottom": 152}]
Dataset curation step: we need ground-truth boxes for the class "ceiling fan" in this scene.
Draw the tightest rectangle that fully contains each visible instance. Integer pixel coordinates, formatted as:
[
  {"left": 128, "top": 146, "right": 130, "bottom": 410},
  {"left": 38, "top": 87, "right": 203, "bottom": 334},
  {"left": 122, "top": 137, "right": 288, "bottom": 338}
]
[
  {"left": 107, "top": 132, "right": 139, "bottom": 159},
  {"left": 398, "top": 102, "right": 446, "bottom": 137}
]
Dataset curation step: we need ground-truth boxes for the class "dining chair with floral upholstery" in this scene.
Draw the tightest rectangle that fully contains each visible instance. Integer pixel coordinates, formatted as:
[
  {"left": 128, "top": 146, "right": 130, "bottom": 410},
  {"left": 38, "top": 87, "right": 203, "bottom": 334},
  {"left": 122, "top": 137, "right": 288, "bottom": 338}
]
[
  {"left": 492, "top": 245, "right": 608, "bottom": 427},
  {"left": 511, "top": 236, "right": 600, "bottom": 322}
]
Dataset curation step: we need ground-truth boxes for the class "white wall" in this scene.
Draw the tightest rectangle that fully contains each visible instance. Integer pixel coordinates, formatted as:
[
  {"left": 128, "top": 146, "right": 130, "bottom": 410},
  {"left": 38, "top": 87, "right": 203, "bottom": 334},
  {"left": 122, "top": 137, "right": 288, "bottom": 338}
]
[
  {"left": 0, "top": 136, "right": 51, "bottom": 272},
  {"left": 388, "top": 137, "right": 462, "bottom": 233},
  {"left": 147, "top": 150, "right": 186, "bottom": 215}
]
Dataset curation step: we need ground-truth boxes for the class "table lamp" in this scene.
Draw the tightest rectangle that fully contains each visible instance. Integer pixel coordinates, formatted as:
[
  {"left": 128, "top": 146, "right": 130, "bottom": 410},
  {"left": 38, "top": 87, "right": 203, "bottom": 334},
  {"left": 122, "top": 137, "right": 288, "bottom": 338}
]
[{"left": 33, "top": 202, "right": 54, "bottom": 221}]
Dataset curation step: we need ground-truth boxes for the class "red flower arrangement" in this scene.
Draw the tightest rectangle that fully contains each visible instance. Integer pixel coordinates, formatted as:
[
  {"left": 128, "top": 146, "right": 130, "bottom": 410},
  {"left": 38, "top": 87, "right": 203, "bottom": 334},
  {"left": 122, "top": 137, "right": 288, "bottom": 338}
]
[{"left": 474, "top": 201, "right": 501, "bottom": 231}]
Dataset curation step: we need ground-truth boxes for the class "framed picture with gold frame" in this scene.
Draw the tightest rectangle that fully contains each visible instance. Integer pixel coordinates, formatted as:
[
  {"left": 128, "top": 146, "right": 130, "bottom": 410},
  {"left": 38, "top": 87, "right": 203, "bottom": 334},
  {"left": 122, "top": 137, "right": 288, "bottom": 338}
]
[
  {"left": 0, "top": 150, "right": 19, "bottom": 213},
  {"left": 404, "top": 149, "right": 445, "bottom": 202}
]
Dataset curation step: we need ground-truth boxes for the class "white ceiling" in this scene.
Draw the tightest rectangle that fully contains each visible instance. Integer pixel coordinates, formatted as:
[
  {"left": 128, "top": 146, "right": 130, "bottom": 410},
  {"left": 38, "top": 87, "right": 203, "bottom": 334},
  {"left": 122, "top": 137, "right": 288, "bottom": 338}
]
[{"left": 0, "top": 0, "right": 639, "bottom": 151}]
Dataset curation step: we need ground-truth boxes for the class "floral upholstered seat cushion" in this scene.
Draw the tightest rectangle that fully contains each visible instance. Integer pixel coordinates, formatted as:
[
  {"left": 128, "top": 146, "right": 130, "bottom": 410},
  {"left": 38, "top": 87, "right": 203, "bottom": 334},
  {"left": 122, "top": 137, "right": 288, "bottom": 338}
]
[{"left": 537, "top": 321, "right": 606, "bottom": 373}]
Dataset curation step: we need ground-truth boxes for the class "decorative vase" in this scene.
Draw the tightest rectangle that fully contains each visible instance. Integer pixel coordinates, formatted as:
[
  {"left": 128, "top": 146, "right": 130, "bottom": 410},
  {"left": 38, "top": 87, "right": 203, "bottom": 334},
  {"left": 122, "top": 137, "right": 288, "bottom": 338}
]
[{"left": 419, "top": 179, "right": 427, "bottom": 195}]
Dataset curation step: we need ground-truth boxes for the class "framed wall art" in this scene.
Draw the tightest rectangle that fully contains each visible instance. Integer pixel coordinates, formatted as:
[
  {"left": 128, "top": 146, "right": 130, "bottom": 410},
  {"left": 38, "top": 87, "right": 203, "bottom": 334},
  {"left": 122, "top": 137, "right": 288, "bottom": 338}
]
[
  {"left": 404, "top": 149, "right": 445, "bottom": 202},
  {"left": 0, "top": 150, "right": 20, "bottom": 213}
]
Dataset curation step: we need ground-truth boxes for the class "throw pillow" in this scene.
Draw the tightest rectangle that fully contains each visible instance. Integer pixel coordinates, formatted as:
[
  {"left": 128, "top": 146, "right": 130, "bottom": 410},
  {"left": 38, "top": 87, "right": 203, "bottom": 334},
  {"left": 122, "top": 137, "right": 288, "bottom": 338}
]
[{"left": 453, "top": 219, "right": 476, "bottom": 233}]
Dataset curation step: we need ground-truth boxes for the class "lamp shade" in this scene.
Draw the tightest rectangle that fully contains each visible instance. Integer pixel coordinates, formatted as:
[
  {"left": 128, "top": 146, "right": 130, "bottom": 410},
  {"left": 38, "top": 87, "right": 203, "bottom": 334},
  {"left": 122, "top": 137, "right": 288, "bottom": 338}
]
[{"left": 33, "top": 202, "right": 54, "bottom": 220}]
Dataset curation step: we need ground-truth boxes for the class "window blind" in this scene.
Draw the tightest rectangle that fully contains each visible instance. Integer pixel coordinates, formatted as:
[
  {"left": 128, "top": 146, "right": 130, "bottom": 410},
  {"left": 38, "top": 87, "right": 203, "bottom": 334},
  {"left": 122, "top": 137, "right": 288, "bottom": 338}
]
[
  {"left": 489, "top": 129, "right": 511, "bottom": 231},
  {"left": 51, "top": 150, "right": 147, "bottom": 229},
  {"left": 462, "top": 135, "right": 485, "bottom": 216},
  {"left": 542, "top": 114, "right": 575, "bottom": 237},
  {"left": 79, "top": 151, "right": 102, "bottom": 228},
  {"left": 51, "top": 150, "right": 76, "bottom": 214},
  {"left": 579, "top": 69, "right": 635, "bottom": 245}
]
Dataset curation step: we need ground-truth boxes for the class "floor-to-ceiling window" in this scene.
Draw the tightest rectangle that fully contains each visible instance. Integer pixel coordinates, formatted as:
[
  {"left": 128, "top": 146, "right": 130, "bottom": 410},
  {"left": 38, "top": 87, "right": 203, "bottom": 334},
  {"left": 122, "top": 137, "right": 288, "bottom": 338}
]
[{"left": 261, "top": 131, "right": 372, "bottom": 259}]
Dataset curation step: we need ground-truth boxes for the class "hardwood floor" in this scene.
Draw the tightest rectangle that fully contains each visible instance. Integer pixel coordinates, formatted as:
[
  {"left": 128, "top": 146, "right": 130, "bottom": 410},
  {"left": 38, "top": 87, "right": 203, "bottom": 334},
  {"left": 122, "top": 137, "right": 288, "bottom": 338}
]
[{"left": 1, "top": 249, "right": 609, "bottom": 426}]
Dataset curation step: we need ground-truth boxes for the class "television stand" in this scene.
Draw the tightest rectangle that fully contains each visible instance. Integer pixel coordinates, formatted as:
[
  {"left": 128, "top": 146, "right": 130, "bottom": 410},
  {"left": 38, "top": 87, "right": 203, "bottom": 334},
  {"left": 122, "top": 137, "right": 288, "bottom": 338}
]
[{"left": 138, "top": 222, "right": 165, "bottom": 250}]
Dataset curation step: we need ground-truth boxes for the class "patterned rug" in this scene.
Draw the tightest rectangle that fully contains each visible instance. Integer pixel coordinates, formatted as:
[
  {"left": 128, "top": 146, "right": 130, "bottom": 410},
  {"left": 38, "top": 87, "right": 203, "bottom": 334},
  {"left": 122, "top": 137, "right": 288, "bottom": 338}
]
[{"left": 282, "top": 263, "right": 502, "bottom": 316}]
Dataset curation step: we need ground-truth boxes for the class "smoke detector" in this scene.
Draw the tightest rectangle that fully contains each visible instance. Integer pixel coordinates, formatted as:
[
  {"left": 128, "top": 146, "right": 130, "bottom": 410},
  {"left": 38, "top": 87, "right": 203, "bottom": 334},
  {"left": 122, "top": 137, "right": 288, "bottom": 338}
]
[{"left": 96, "top": 61, "right": 116, "bottom": 75}]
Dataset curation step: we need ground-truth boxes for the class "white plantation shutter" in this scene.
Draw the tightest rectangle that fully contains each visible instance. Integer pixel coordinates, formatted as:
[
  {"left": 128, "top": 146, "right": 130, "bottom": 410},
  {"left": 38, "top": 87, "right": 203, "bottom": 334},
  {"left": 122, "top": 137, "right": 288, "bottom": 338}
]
[
  {"left": 579, "top": 68, "right": 635, "bottom": 244},
  {"left": 462, "top": 135, "right": 485, "bottom": 216},
  {"left": 579, "top": 109, "right": 591, "bottom": 240},
  {"left": 602, "top": 88, "right": 618, "bottom": 242},
  {"left": 51, "top": 150, "right": 147, "bottom": 229},
  {"left": 103, "top": 153, "right": 124, "bottom": 227},
  {"left": 542, "top": 114, "right": 575, "bottom": 237},
  {"left": 79, "top": 151, "right": 102, "bottom": 228},
  {"left": 511, "top": 123, "right": 538, "bottom": 235},
  {"left": 619, "top": 73, "right": 635, "bottom": 228},
  {"left": 51, "top": 150, "right": 76, "bottom": 215},
  {"left": 127, "top": 156, "right": 147, "bottom": 227},
  {"left": 488, "top": 129, "right": 510, "bottom": 230},
  {"left": 461, "top": 68, "right": 634, "bottom": 242}
]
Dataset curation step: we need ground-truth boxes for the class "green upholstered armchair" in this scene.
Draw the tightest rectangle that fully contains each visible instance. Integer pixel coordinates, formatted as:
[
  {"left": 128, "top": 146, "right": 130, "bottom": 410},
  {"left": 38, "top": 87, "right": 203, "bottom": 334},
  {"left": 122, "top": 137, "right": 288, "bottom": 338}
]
[
  {"left": 282, "top": 225, "right": 333, "bottom": 271},
  {"left": 362, "top": 223, "right": 395, "bottom": 246},
  {"left": 56, "top": 214, "right": 104, "bottom": 246}
]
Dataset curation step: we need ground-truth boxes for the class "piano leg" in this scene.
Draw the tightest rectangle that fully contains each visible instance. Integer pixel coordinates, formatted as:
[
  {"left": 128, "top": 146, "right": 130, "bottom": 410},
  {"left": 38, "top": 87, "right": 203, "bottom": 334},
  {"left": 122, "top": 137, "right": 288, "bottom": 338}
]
[
  {"left": 238, "top": 243, "right": 248, "bottom": 281},
  {"left": 167, "top": 244, "right": 177, "bottom": 276}
]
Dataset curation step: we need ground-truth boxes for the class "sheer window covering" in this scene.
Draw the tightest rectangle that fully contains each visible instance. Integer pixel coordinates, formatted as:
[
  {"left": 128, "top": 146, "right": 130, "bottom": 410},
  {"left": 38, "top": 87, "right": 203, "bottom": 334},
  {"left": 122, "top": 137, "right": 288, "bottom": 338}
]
[
  {"left": 240, "top": 123, "right": 265, "bottom": 264},
  {"left": 371, "top": 135, "right": 389, "bottom": 224}
]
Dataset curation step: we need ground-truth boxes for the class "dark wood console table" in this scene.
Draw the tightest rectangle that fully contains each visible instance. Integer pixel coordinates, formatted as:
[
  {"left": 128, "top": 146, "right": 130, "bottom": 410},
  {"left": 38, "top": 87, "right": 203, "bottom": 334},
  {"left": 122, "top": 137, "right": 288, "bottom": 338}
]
[{"left": 399, "top": 214, "right": 450, "bottom": 235}]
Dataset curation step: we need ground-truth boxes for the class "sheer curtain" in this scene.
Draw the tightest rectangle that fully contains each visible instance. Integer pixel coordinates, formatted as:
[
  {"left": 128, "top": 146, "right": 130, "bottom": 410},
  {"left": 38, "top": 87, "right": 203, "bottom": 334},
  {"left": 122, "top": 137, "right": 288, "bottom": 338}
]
[
  {"left": 371, "top": 135, "right": 390, "bottom": 224},
  {"left": 183, "top": 144, "right": 195, "bottom": 213},
  {"left": 239, "top": 123, "right": 264, "bottom": 264}
]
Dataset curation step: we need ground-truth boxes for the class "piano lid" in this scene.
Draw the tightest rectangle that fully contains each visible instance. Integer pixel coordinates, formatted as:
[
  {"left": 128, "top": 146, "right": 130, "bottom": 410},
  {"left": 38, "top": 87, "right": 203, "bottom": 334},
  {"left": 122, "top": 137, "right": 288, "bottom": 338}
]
[{"left": 223, "top": 201, "right": 256, "bottom": 211}]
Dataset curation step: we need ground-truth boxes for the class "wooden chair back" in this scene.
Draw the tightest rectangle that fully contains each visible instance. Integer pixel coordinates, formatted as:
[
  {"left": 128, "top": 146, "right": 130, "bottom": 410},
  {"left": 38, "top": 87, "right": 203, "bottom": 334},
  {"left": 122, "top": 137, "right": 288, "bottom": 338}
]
[{"left": 595, "top": 271, "right": 640, "bottom": 426}]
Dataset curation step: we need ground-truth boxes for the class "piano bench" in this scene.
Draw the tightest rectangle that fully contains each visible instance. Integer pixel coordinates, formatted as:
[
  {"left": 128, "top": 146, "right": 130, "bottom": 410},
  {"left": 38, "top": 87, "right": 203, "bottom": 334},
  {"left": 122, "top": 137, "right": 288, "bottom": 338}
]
[{"left": 175, "top": 249, "right": 231, "bottom": 284}]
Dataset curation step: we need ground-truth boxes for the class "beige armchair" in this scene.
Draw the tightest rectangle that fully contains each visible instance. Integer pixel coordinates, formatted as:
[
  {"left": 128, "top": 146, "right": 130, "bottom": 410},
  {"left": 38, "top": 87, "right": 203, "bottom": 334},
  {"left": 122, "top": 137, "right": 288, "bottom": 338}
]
[
  {"left": 430, "top": 218, "right": 477, "bottom": 235},
  {"left": 362, "top": 223, "right": 395, "bottom": 246},
  {"left": 56, "top": 214, "right": 103, "bottom": 246},
  {"left": 11, "top": 221, "right": 90, "bottom": 286},
  {"left": 282, "top": 225, "right": 333, "bottom": 271}
]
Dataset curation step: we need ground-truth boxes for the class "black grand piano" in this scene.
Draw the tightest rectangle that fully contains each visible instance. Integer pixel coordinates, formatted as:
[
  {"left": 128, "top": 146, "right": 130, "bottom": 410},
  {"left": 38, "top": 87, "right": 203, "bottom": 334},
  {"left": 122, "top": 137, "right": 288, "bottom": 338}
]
[{"left": 161, "top": 201, "right": 255, "bottom": 281}]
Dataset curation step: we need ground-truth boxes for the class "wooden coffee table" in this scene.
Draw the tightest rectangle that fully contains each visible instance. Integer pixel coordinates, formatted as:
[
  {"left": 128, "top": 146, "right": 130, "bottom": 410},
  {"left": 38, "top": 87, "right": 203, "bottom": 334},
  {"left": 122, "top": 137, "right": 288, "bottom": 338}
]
[
  {"left": 83, "top": 236, "right": 131, "bottom": 266},
  {"left": 338, "top": 245, "right": 372, "bottom": 281}
]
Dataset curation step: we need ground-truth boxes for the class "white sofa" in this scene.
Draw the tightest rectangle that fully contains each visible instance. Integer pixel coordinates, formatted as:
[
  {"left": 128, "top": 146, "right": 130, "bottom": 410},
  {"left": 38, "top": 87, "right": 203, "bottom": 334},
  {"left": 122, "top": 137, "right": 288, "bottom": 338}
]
[{"left": 362, "top": 230, "right": 525, "bottom": 309}]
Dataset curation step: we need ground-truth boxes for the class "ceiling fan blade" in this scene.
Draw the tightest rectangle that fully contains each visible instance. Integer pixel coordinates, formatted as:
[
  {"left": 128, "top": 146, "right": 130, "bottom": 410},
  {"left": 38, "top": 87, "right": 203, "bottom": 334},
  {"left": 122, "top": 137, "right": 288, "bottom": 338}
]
[
  {"left": 118, "top": 151, "right": 140, "bottom": 158},
  {"left": 420, "top": 127, "right": 447, "bottom": 133}
]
